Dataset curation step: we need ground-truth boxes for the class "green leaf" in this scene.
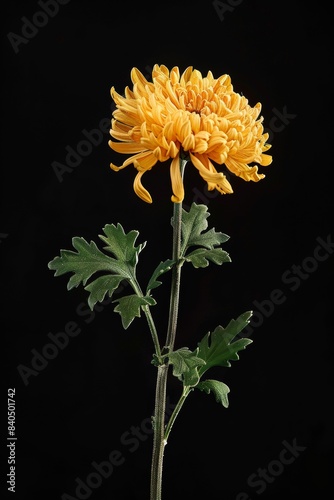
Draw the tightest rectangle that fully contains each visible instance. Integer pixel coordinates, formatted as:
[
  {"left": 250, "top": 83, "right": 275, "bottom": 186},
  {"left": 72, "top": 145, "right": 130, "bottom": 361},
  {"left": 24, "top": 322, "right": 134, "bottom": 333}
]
[
  {"left": 196, "top": 311, "right": 253, "bottom": 377},
  {"left": 146, "top": 259, "right": 175, "bottom": 293},
  {"left": 113, "top": 294, "right": 156, "bottom": 329},
  {"left": 185, "top": 248, "right": 231, "bottom": 268},
  {"left": 48, "top": 237, "right": 123, "bottom": 289},
  {"left": 99, "top": 223, "right": 146, "bottom": 267},
  {"left": 84, "top": 275, "right": 124, "bottom": 310},
  {"left": 168, "top": 348, "right": 206, "bottom": 387},
  {"left": 48, "top": 224, "right": 147, "bottom": 312},
  {"left": 180, "top": 203, "right": 230, "bottom": 256},
  {"left": 196, "top": 380, "right": 230, "bottom": 408}
]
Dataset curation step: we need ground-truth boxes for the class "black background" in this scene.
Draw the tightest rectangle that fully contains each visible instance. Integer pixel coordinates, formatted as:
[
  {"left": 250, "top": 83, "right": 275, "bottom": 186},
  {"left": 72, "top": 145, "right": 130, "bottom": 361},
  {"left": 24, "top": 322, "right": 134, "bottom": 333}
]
[{"left": 1, "top": 1, "right": 333, "bottom": 499}]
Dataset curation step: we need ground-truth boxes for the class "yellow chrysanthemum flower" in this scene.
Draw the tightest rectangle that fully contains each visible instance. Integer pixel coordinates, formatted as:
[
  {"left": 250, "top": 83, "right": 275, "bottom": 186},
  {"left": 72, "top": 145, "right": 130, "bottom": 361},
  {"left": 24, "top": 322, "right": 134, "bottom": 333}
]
[{"left": 109, "top": 64, "right": 272, "bottom": 203}]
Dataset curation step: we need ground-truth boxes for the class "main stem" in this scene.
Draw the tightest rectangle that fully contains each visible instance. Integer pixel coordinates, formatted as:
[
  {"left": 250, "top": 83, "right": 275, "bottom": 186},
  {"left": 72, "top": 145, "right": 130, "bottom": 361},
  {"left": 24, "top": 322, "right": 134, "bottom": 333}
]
[{"left": 150, "top": 159, "right": 186, "bottom": 500}]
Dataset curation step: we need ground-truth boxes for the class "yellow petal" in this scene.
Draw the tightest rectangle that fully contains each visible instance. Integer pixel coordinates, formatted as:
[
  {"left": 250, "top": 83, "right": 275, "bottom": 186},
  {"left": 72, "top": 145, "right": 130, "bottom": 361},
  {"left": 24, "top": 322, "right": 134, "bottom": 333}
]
[
  {"left": 108, "top": 140, "right": 145, "bottom": 154},
  {"left": 260, "top": 154, "right": 273, "bottom": 166},
  {"left": 183, "top": 134, "right": 196, "bottom": 151},
  {"left": 190, "top": 153, "right": 233, "bottom": 194},
  {"left": 170, "top": 155, "right": 184, "bottom": 203},
  {"left": 133, "top": 171, "right": 152, "bottom": 203},
  {"left": 226, "top": 157, "right": 265, "bottom": 181},
  {"left": 134, "top": 152, "right": 158, "bottom": 170}
]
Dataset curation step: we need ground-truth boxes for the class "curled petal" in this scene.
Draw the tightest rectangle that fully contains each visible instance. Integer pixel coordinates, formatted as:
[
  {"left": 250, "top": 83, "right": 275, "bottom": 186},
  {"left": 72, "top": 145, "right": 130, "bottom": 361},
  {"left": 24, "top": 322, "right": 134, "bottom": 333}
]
[
  {"left": 134, "top": 152, "right": 159, "bottom": 170},
  {"left": 170, "top": 155, "right": 184, "bottom": 203},
  {"left": 167, "top": 141, "right": 179, "bottom": 158},
  {"left": 225, "top": 157, "right": 265, "bottom": 182},
  {"left": 133, "top": 171, "right": 152, "bottom": 203},
  {"left": 260, "top": 153, "right": 273, "bottom": 166},
  {"left": 190, "top": 153, "right": 233, "bottom": 194},
  {"left": 108, "top": 140, "right": 145, "bottom": 154},
  {"left": 183, "top": 134, "right": 196, "bottom": 151}
]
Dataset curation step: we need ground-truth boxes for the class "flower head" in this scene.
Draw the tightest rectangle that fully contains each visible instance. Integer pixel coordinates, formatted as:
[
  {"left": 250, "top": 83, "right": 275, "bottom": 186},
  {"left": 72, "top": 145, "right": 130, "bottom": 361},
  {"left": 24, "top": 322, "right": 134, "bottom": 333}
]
[{"left": 109, "top": 64, "right": 272, "bottom": 203}]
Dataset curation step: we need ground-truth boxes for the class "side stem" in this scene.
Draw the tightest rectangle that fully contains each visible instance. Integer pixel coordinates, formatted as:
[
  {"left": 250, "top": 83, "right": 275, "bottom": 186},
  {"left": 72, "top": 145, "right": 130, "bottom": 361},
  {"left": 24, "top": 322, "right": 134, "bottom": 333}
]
[{"left": 164, "top": 386, "right": 191, "bottom": 442}]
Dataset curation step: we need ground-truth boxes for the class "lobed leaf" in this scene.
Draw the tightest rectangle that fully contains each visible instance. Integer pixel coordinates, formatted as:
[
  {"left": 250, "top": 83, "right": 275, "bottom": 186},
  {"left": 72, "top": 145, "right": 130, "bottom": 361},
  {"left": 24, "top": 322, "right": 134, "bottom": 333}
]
[
  {"left": 180, "top": 203, "right": 230, "bottom": 256},
  {"left": 48, "top": 224, "right": 148, "bottom": 314},
  {"left": 85, "top": 275, "right": 124, "bottom": 310},
  {"left": 48, "top": 237, "right": 123, "bottom": 288},
  {"left": 113, "top": 294, "right": 156, "bottom": 329},
  {"left": 196, "top": 311, "right": 253, "bottom": 377},
  {"left": 98, "top": 223, "right": 146, "bottom": 266},
  {"left": 168, "top": 348, "right": 206, "bottom": 387},
  {"left": 185, "top": 248, "right": 231, "bottom": 268},
  {"left": 196, "top": 380, "right": 230, "bottom": 408},
  {"left": 146, "top": 259, "right": 175, "bottom": 293}
]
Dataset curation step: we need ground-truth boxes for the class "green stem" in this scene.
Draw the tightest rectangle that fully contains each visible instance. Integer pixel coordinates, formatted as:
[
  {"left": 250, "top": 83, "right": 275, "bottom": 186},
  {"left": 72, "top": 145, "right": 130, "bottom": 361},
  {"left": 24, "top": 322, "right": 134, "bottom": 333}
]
[
  {"left": 150, "top": 159, "right": 187, "bottom": 500},
  {"left": 165, "top": 162, "right": 187, "bottom": 351},
  {"left": 150, "top": 364, "right": 168, "bottom": 500},
  {"left": 164, "top": 386, "right": 191, "bottom": 442},
  {"left": 130, "top": 279, "right": 161, "bottom": 360},
  {"left": 144, "top": 305, "right": 162, "bottom": 360}
]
